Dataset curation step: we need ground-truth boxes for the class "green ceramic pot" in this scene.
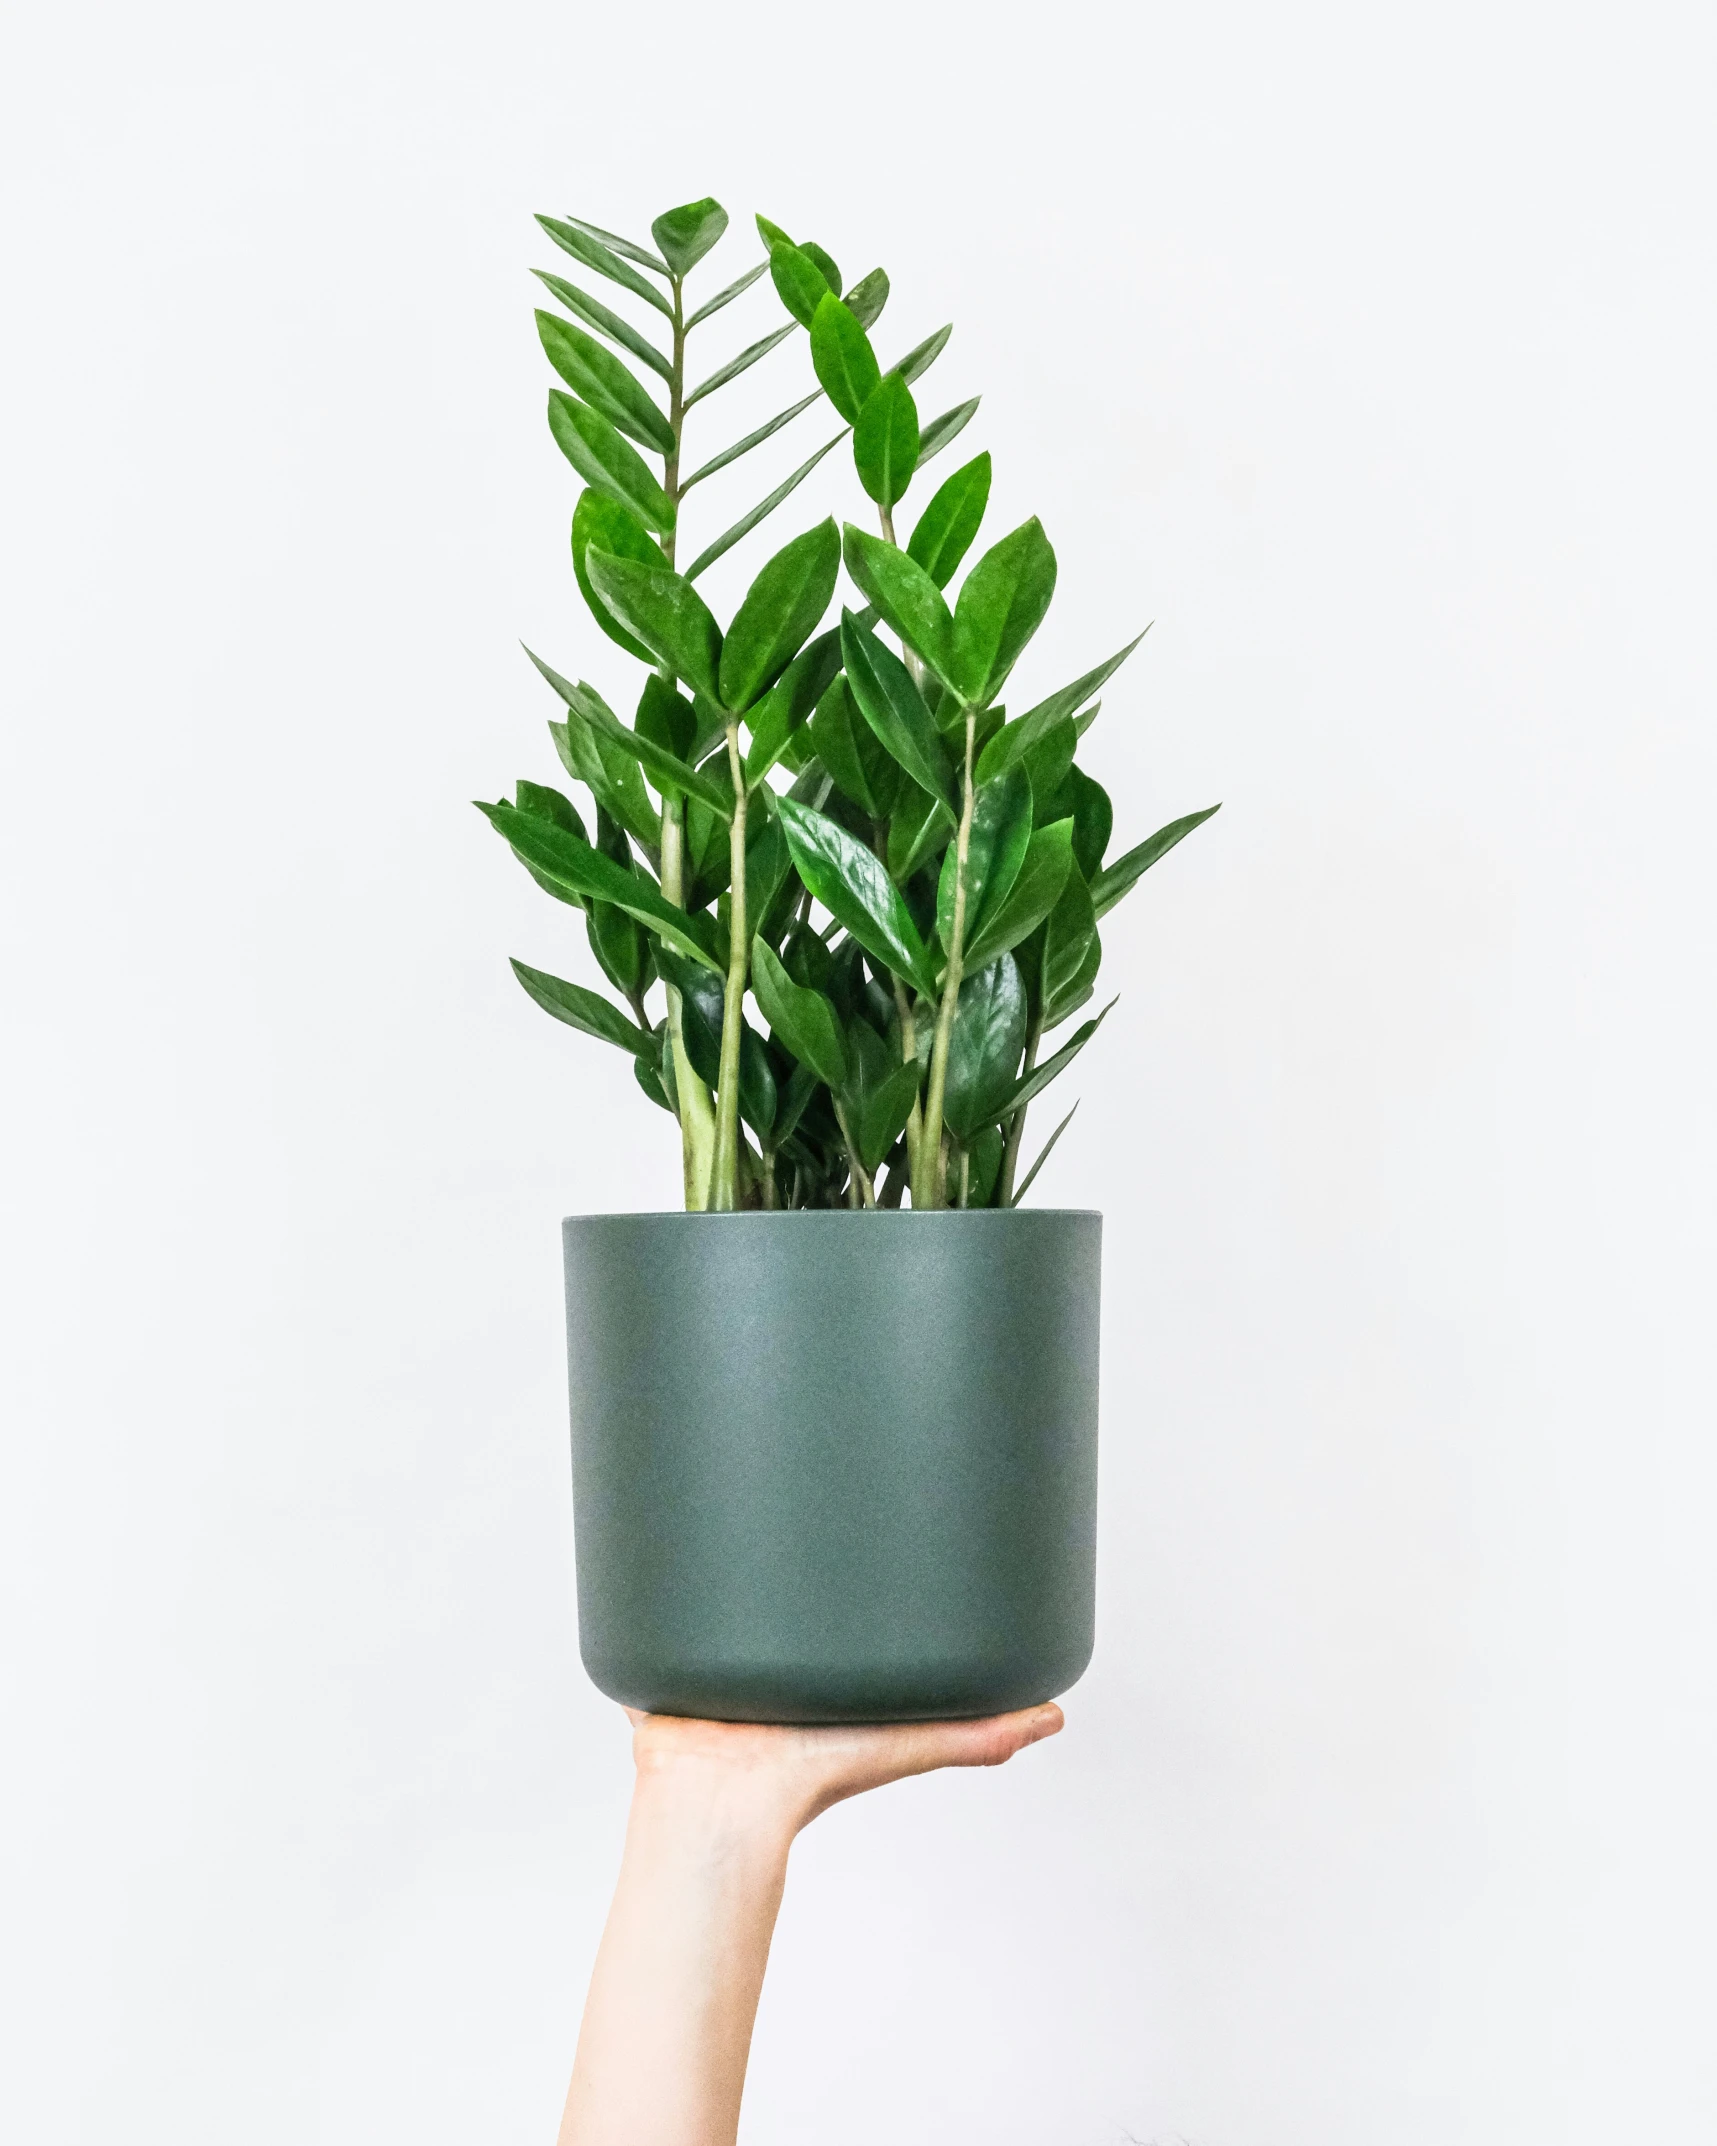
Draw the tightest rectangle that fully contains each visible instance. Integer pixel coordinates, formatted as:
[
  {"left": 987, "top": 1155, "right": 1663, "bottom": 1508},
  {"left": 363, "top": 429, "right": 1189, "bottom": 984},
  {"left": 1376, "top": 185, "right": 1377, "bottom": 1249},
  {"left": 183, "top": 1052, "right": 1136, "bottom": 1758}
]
[{"left": 562, "top": 1209, "right": 1100, "bottom": 1724}]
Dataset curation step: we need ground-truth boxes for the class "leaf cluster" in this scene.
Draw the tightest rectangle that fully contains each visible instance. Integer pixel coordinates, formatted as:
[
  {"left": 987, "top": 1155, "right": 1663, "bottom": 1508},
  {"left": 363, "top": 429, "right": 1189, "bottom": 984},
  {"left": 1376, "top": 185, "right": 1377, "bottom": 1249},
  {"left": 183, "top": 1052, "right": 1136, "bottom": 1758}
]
[{"left": 483, "top": 196, "right": 1219, "bottom": 1210}]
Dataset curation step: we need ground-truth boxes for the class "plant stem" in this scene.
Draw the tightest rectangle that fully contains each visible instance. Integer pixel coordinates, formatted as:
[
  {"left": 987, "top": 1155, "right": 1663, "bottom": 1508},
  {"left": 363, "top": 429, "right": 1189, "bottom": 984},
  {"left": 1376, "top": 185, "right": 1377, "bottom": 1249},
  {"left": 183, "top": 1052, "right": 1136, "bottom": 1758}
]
[
  {"left": 957, "top": 1145, "right": 970, "bottom": 1208},
  {"left": 832, "top": 1101, "right": 876, "bottom": 1209},
  {"left": 916, "top": 710, "right": 976, "bottom": 1207},
  {"left": 873, "top": 821, "right": 924, "bottom": 1183},
  {"left": 995, "top": 1013, "right": 1042, "bottom": 1206},
  {"left": 710, "top": 722, "right": 748, "bottom": 1210},
  {"left": 878, "top": 501, "right": 925, "bottom": 692},
  {"left": 661, "top": 278, "right": 684, "bottom": 569},
  {"left": 649, "top": 274, "right": 720, "bottom": 1207},
  {"left": 660, "top": 800, "right": 715, "bottom": 1208}
]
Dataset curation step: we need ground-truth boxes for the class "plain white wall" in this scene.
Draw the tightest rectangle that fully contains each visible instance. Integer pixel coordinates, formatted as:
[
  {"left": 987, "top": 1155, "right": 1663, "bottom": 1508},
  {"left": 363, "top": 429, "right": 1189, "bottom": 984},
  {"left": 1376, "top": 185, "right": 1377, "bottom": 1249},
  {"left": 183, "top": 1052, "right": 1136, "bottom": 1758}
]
[{"left": 3, "top": 1, "right": 1713, "bottom": 2140}]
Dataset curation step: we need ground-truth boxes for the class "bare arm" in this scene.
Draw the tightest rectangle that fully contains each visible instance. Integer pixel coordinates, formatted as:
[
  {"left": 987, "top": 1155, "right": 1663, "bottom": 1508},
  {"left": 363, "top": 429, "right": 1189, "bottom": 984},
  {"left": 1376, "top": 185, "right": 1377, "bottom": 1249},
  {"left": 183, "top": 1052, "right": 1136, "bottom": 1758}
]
[{"left": 557, "top": 1705, "right": 1064, "bottom": 2146}]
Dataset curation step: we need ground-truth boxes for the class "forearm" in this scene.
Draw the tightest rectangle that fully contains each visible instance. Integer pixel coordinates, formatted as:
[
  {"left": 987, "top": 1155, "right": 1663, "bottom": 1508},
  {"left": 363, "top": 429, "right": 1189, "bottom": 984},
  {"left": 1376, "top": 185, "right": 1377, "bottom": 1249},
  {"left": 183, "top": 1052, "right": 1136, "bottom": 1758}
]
[{"left": 557, "top": 1762, "right": 796, "bottom": 2146}]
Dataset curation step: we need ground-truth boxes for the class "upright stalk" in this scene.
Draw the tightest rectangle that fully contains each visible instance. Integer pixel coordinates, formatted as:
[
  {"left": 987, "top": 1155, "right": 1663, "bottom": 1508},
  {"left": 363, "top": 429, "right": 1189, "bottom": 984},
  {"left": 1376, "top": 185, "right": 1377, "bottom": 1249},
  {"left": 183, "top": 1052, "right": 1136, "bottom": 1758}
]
[
  {"left": 653, "top": 274, "right": 716, "bottom": 1208},
  {"left": 917, "top": 710, "right": 977, "bottom": 1207},
  {"left": 995, "top": 1012, "right": 1042, "bottom": 1207},
  {"left": 710, "top": 722, "right": 748, "bottom": 1209},
  {"left": 660, "top": 802, "right": 715, "bottom": 1207}
]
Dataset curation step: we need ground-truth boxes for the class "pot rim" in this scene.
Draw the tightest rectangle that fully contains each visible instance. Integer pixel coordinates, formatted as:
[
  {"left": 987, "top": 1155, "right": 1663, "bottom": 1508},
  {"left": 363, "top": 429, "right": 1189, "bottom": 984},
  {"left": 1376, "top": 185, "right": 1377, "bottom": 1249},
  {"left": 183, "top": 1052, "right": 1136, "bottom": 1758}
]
[{"left": 562, "top": 1207, "right": 1103, "bottom": 1223}]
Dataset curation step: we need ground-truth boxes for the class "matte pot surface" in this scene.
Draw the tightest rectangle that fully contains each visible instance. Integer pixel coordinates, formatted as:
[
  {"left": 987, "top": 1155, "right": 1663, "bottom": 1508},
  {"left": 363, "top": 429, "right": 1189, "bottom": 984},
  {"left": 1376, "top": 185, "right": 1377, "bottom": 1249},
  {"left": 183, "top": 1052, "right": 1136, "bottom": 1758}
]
[{"left": 563, "top": 1210, "right": 1100, "bottom": 1724}]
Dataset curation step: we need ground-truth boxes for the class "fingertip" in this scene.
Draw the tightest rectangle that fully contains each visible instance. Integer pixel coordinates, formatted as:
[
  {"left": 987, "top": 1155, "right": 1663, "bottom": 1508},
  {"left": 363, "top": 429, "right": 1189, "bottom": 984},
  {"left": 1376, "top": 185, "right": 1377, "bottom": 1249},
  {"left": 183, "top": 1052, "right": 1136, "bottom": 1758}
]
[{"left": 1027, "top": 1702, "right": 1064, "bottom": 1743}]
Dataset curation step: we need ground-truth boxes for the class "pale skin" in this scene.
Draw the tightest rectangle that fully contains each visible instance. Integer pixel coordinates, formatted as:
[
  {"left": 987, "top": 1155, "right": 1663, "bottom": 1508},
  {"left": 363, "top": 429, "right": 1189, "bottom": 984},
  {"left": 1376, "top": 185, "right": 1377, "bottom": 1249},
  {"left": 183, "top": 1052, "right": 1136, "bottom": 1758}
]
[{"left": 556, "top": 1702, "right": 1065, "bottom": 2146}]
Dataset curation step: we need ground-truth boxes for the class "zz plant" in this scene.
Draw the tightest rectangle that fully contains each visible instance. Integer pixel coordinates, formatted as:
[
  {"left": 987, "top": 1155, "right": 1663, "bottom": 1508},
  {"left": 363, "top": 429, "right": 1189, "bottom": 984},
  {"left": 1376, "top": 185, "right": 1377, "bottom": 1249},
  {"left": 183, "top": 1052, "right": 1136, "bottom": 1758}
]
[{"left": 480, "top": 195, "right": 1218, "bottom": 1212}]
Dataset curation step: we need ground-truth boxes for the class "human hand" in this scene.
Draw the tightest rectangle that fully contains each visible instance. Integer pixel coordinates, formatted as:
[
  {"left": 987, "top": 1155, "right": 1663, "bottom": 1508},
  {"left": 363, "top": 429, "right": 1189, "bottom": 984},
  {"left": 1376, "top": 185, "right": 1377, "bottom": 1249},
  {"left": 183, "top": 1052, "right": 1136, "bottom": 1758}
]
[
  {"left": 559, "top": 1706, "right": 1065, "bottom": 2145},
  {"left": 626, "top": 1702, "right": 1065, "bottom": 1841}
]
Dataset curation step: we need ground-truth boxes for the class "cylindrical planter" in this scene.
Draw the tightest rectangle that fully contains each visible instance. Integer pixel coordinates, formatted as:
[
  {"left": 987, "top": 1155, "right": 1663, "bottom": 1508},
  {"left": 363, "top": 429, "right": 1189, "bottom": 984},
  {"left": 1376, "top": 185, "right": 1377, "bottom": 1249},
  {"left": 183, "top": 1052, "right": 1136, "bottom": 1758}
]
[{"left": 563, "top": 1209, "right": 1100, "bottom": 1724}]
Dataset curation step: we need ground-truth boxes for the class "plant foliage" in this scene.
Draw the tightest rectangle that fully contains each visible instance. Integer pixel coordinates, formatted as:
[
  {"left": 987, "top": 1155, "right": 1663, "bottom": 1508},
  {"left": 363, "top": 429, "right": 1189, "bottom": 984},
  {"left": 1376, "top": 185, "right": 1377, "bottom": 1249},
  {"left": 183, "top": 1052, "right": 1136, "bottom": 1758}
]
[{"left": 481, "top": 195, "right": 1219, "bottom": 1210}]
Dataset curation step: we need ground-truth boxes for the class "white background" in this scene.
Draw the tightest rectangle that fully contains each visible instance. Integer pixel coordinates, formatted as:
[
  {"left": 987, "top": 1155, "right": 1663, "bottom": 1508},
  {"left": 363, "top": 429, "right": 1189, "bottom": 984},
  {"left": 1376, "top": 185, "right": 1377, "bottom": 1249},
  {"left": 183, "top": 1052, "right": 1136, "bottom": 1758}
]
[{"left": 3, "top": 1, "right": 1713, "bottom": 2140}]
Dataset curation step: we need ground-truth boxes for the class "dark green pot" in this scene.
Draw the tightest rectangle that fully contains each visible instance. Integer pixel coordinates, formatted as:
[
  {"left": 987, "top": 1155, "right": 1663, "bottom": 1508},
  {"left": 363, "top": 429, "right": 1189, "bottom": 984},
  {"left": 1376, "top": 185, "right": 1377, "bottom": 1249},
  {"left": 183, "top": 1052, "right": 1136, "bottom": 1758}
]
[{"left": 562, "top": 1209, "right": 1100, "bottom": 1724}]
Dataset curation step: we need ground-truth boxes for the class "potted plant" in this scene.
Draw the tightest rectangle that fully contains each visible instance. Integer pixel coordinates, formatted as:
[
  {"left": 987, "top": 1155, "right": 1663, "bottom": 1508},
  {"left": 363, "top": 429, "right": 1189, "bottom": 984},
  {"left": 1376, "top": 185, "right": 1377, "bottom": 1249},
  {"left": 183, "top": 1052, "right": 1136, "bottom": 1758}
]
[{"left": 480, "top": 196, "right": 1218, "bottom": 1723}]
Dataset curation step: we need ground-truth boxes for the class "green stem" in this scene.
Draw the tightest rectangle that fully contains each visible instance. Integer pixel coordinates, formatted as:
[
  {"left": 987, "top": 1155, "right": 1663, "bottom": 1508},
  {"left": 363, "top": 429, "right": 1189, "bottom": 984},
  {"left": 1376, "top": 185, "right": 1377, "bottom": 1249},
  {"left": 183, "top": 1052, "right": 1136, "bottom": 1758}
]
[
  {"left": 660, "top": 801, "right": 715, "bottom": 1208},
  {"left": 650, "top": 275, "right": 721, "bottom": 1207},
  {"left": 874, "top": 821, "right": 925, "bottom": 1185},
  {"left": 957, "top": 1144, "right": 970, "bottom": 1209},
  {"left": 833, "top": 1101, "right": 876, "bottom": 1209},
  {"left": 710, "top": 721, "right": 748, "bottom": 1209},
  {"left": 917, "top": 710, "right": 976, "bottom": 1207},
  {"left": 995, "top": 1013, "right": 1042, "bottom": 1207}
]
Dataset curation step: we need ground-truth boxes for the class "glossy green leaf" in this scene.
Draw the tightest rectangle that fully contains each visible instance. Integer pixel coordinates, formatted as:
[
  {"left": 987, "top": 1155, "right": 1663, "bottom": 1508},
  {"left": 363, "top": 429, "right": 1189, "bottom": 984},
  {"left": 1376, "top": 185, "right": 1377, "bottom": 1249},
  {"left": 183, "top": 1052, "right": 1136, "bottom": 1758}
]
[
  {"left": 1020, "top": 718, "right": 1078, "bottom": 813},
  {"left": 478, "top": 803, "right": 719, "bottom": 970},
  {"left": 744, "top": 627, "right": 842, "bottom": 786},
  {"left": 886, "top": 778, "right": 953, "bottom": 882},
  {"left": 1090, "top": 804, "right": 1221, "bottom": 919},
  {"left": 938, "top": 764, "right": 1032, "bottom": 953},
  {"left": 527, "top": 649, "right": 662, "bottom": 850},
  {"left": 840, "top": 610, "right": 958, "bottom": 815},
  {"left": 582, "top": 552, "right": 722, "bottom": 701},
  {"left": 847, "top": 1028, "right": 921, "bottom": 1175},
  {"left": 769, "top": 241, "right": 831, "bottom": 328},
  {"left": 809, "top": 294, "right": 881, "bottom": 425},
  {"left": 951, "top": 517, "right": 1058, "bottom": 706},
  {"left": 635, "top": 673, "right": 696, "bottom": 761},
  {"left": 509, "top": 779, "right": 588, "bottom": 907},
  {"left": 966, "top": 1124, "right": 1006, "bottom": 1209},
  {"left": 570, "top": 489, "right": 661, "bottom": 662},
  {"left": 537, "top": 313, "right": 675, "bottom": 454},
  {"left": 961, "top": 819, "right": 1075, "bottom": 971},
  {"left": 719, "top": 518, "right": 840, "bottom": 712},
  {"left": 755, "top": 214, "right": 794, "bottom": 250},
  {"left": 775, "top": 797, "right": 939, "bottom": 999},
  {"left": 558, "top": 215, "right": 669, "bottom": 277},
  {"left": 547, "top": 393, "right": 675, "bottom": 534},
  {"left": 682, "top": 760, "right": 736, "bottom": 910},
  {"left": 683, "top": 429, "right": 846, "bottom": 582},
  {"left": 681, "top": 391, "right": 821, "bottom": 492},
  {"left": 634, "top": 1035, "right": 673, "bottom": 1113},
  {"left": 890, "top": 324, "right": 951, "bottom": 385},
  {"left": 685, "top": 259, "right": 768, "bottom": 329},
  {"left": 684, "top": 323, "right": 795, "bottom": 410},
  {"left": 844, "top": 269, "right": 889, "bottom": 328},
  {"left": 991, "top": 998, "right": 1115, "bottom": 1120},
  {"left": 772, "top": 1059, "right": 820, "bottom": 1148},
  {"left": 1066, "top": 766, "right": 1113, "bottom": 879},
  {"left": 751, "top": 937, "right": 848, "bottom": 1088},
  {"left": 853, "top": 372, "right": 920, "bottom": 509},
  {"left": 1039, "top": 863, "right": 1100, "bottom": 1026},
  {"left": 738, "top": 1020, "right": 777, "bottom": 1138},
  {"left": 651, "top": 197, "right": 727, "bottom": 274},
  {"left": 800, "top": 241, "right": 842, "bottom": 295},
  {"left": 907, "top": 452, "right": 991, "bottom": 589},
  {"left": 547, "top": 713, "right": 661, "bottom": 856},
  {"left": 943, "top": 954, "right": 1028, "bottom": 1141},
  {"left": 654, "top": 948, "right": 724, "bottom": 1089},
  {"left": 810, "top": 674, "right": 898, "bottom": 819},
  {"left": 916, "top": 397, "right": 980, "bottom": 467},
  {"left": 561, "top": 672, "right": 732, "bottom": 813},
  {"left": 1011, "top": 1103, "right": 1078, "bottom": 1206},
  {"left": 533, "top": 271, "right": 672, "bottom": 381},
  {"left": 587, "top": 886, "right": 651, "bottom": 1001},
  {"left": 514, "top": 779, "right": 585, "bottom": 837},
  {"left": 840, "top": 525, "right": 961, "bottom": 694},
  {"left": 744, "top": 805, "right": 792, "bottom": 932},
  {"left": 509, "top": 959, "right": 654, "bottom": 1056},
  {"left": 1001, "top": 632, "right": 1150, "bottom": 764},
  {"left": 535, "top": 214, "right": 673, "bottom": 317}
]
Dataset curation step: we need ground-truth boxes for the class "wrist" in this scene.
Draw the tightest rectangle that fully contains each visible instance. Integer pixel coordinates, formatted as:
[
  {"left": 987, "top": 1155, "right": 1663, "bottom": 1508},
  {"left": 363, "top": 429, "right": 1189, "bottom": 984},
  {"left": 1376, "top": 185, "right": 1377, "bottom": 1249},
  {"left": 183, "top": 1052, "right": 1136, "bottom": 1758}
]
[{"left": 629, "top": 1746, "right": 805, "bottom": 1864}]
